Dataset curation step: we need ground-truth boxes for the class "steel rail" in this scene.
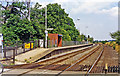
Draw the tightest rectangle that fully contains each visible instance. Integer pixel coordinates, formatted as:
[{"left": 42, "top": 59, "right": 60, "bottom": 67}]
[
  {"left": 4, "top": 44, "right": 97, "bottom": 76},
  {"left": 55, "top": 44, "right": 101, "bottom": 76},
  {"left": 85, "top": 45, "right": 104, "bottom": 76},
  {"left": 15, "top": 44, "right": 96, "bottom": 76},
  {"left": 6, "top": 44, "right": 95, "bottom": 69}
]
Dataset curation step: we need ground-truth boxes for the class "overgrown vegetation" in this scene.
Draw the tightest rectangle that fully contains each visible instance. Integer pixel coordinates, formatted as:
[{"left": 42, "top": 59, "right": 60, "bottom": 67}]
[
  {"left": 110, "top": 31, "right": 120, "bottom": 45},
  {"left": 1, "top": 2, "right": 94, "bottom": 46}
]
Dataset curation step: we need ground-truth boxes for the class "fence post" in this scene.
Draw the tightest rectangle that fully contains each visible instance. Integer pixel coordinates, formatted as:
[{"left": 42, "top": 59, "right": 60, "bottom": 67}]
[
  {"left": 4, "top": 47, "right": 6, "bottom": 58},
  {"left": 35, "top": 40, "right": 37, "bottom": 48},
  {"left": 13, "top": 48, "right": 15, "bottom": 64},
  {"left": 30, "top": 42, "right": 31, "bottom": 50},
  {"left": 16, "top": 42, "right": 18, "bottom": 55},
  {"left": 38, "top": 39, "right": 40, "bottom": 47},
  {"left": 23, "top": 43, "right": 25, "bottom": 53}
]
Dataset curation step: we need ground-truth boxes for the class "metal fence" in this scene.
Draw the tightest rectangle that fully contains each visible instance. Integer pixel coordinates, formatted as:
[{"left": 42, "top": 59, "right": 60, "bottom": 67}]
[
  {"left": 2, "top": 39, "right": 87, "bottom": 63},
  {"left": 62, "top": 41, "right": 87, "bottom": 47},
  {"left": 48, "top": 40, "right": 87, "bottom": 48},
  {"left": 48, "top": 40, "right": 58, "bottom": 48},
  {"left": 2, "top": 40, "right": 41, "bottom": 63}
]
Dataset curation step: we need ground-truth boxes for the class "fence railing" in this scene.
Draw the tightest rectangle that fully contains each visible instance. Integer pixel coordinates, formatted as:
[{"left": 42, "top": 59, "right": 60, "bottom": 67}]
[
  {"left": 3, "top": 39, "right": 87, "bottom": 63},
  {"left": 3, "top": 40, "right": 41, "bottom": 63},
  {"left": 62, "top": 41, "right": 87, "bottom": 47},
  {"left": 48, "top": 40, "right": 87, "bottom": 48},
  {"left": 48, "top": 40, "right": 58, "bottom": 48}
]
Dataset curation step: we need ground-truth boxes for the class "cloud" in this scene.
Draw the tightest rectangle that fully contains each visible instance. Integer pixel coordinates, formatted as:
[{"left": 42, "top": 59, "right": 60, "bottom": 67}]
[
  {"left": 29, "top": 0, "right": 118, "bottom": 17},
  {"left": 52, "top": 0, "right": 119, "bottom": 2},
  {"left": 99, "top": 7, "right": 118, "bottom": 17},
  {"left": 60, "top": 2, "right": 118, "bottom": 17}
]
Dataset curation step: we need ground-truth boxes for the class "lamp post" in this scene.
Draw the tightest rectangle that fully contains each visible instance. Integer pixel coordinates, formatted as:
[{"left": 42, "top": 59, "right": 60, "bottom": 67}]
[
  {"left": 27, "top": 0, "right": 30, "bottom": 21},
  {"left": 45, "top": 5, "right": 47, "bottom": 48},
  {"left": 77, "top": 18, "right": 80, "bottom": 35},
  {"left": 85, "top": 26, "right": 88, "bottom": 44},
  {"left": 45, "top": 5, "right": 53, "bottom": 48}
]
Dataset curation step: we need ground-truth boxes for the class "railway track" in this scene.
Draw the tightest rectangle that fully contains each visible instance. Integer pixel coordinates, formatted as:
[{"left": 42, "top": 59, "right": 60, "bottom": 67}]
[
  {"left": 54, "top": 44, "right": 103, "bottom": 76},
  {"left": 4, "top": 44, "right": 104, "bottom": 75},
  {"left": 5, "top": 44, "right": 96, "bottom": 69},
  {"left": 90, "top": 44, "right": 119, "bottom": 73}
]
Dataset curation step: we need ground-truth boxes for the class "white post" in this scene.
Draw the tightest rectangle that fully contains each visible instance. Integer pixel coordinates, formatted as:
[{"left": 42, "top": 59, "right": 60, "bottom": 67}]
[
  {"left": 45, "top": 6, "right": 47, "bottom": 48},
  {"left": 85, "top": 26, "right": 88, "bottom": 44},
  {"left": 27, "top": 0, "right": 30, "bottom": 21},
  {"left": 1, "top": 34, "right": 3, "bottom": 59}
]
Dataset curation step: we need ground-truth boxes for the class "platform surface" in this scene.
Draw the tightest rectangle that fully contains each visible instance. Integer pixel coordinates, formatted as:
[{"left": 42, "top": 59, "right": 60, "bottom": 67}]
[{"left": 15, "top": 44, "right": 90, "bottom": 64}]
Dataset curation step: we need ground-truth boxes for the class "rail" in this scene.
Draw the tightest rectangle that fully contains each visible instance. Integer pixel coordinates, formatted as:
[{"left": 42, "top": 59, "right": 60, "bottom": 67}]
[
  {"left": 4, "top": 44, "right": 96, "bottom": 75},
  {"left": 55, "top": 44, "right": 100, "bottom": 76},
  {"left": 86, "top": 44, "right": 104, "bottom": 75}
]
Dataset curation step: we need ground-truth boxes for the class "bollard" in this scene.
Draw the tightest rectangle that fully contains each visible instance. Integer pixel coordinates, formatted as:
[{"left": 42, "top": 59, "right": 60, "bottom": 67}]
[
  {"left": 113, "top": 66, "right": 115, "bottom": 72},
  {"left": 102, "top": 67, "right": 104, "bottom": 73},
  {"left": 116, "top": 66, "right": 118, "bottom": 72},
  {"left": 118, "top": 66, "right": 120, "bottom": 73},
  {"left": 108, "top": 66, "right": 110, "bottom": 73},
  {"left": 110, "top": 66, "right": 113, "bottom": 72},
  {"left": 105, "top": 63, "right": 108, "bottom": 74},
  {"left": 115, "top": 66, "right": 117, "bottom": 72}
]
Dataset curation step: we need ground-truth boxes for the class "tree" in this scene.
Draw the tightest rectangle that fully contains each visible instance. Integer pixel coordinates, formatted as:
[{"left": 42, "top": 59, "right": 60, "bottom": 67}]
[
  {"left": 79, "top": 34, "right": 87, "bottom": 41},
  {"left": 87, "top": 35, "right": 94, "bottom": 42},
  {"left": 110, "top": 31, "right": 120, "bottom": 45},
  {"left": 30, "top": 2, "right": 45, "bottom": 39},
  {"left": 46, "top": 3, "right": 80, "bottom": 41},
  {"left": 2, "top": 2, "right": 94, "bottom": 46},
  {"left": 30, "top": 3, "right": 81, "bottom": 41},
  {"left": 2, "top": 2, "right": 37, "bottom": 46}
]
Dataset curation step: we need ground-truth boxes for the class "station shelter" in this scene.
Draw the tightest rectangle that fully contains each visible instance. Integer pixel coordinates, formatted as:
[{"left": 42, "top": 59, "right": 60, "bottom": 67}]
[{"left": 48, "top": 34, "right": 62, "bottom": 47}]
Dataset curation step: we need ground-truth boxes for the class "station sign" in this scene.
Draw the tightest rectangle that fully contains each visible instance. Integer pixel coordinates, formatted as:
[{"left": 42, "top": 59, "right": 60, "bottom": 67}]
[{"left": 25, "top": 43, "right": 33, "bottom": 49}]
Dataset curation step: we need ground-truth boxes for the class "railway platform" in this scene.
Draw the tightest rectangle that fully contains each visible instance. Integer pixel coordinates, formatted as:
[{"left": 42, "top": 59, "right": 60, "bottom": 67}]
[
  {"left": 15, "top": 48, "right": 50, "bottom": 64},
  {"left": 15, "top": 44, "right": 92, "bottom": 64}
]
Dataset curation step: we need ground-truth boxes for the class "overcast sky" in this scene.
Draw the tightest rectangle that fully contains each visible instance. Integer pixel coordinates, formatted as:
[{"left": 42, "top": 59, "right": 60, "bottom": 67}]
[{"left": 1, "top": 0, "right": 119, "bottom": 40}]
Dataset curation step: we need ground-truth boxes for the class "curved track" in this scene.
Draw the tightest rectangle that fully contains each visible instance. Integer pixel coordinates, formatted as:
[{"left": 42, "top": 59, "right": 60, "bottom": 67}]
[{"left": 4, "top": 44, "right": 104, "bottom": 76}]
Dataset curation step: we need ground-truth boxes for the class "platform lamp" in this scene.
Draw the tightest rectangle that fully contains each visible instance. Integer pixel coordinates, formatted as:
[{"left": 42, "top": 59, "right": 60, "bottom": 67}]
[
  {"left": 76, "top": 18, "right": 80, "bottom": 36},
  {"left": 45, "top": 5, "right": 53, "bottom": 48},
  {"left": 85, "top": 26, "right": 88, "bottom": 44},
  {"left": 76, "top": 18, "right": 80, "bottom": 44}
]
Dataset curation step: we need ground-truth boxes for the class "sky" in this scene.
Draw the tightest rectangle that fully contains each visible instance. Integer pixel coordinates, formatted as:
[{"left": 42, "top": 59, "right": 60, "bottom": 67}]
[{"left": 1, "top": 0, "right": 119, "bottom": 41}]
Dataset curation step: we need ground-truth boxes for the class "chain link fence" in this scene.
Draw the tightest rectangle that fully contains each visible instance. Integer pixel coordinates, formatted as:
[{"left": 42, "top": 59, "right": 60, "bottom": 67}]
[
  {"left": 48, "top": 40, "right": 87, "bottom": 48},
  {"left": 62, "top": 41, "right": 87, "bottom": 47},
  {"left": 1, "top": 39, "right": 44, "bottom": 63},
  {"left": 48, "top": 40, "right": 58, "bottom": 48}
]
